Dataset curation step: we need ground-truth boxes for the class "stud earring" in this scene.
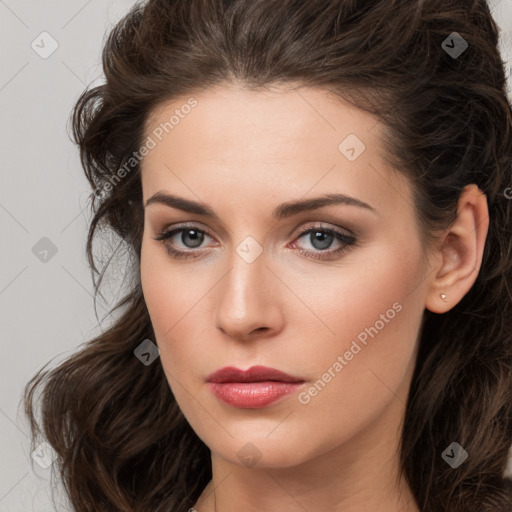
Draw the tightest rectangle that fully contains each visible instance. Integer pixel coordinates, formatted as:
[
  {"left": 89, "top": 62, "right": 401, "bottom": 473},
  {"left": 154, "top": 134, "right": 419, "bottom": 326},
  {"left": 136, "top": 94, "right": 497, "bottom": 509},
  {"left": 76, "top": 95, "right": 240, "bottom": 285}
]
[{"left": 440, "top": 293, "right": 447, "bottom": 302}]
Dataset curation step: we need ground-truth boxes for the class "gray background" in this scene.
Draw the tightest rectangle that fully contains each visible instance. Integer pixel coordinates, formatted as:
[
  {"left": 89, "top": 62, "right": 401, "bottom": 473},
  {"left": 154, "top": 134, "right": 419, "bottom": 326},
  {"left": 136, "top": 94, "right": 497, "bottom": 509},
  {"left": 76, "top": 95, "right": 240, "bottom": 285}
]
[{"left": 1, "top": 1, "right": 511, "bottom": 510}]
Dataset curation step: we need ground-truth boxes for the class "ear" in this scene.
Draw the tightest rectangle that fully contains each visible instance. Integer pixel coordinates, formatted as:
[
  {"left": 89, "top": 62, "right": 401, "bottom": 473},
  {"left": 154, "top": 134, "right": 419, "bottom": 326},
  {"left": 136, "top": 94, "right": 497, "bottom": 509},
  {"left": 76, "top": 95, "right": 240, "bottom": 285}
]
[{"left": 425, "top": 184, "right": 489, "bottom": 314}]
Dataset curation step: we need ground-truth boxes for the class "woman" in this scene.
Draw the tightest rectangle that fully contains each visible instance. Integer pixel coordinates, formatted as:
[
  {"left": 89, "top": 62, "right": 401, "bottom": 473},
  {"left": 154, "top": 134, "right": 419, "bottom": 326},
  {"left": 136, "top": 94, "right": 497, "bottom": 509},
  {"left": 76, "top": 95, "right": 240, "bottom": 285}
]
[{"left": 23, "top": 0, "right": 512, "bottom": 510}]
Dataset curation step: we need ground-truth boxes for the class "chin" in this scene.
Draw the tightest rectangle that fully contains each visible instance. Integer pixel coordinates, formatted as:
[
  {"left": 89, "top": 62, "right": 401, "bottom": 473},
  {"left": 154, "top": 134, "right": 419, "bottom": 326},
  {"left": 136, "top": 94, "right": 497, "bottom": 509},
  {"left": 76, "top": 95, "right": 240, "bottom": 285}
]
[{"left": 210, "top": 435, "right": 314, "bottom": 470}]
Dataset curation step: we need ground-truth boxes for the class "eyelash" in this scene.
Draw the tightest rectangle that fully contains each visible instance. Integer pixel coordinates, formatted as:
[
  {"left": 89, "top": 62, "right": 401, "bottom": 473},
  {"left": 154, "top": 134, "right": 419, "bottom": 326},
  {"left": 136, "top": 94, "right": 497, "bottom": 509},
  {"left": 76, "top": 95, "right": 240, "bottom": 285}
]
[{"left": 153, "top": 223, "right": 357, "bottom": 261}]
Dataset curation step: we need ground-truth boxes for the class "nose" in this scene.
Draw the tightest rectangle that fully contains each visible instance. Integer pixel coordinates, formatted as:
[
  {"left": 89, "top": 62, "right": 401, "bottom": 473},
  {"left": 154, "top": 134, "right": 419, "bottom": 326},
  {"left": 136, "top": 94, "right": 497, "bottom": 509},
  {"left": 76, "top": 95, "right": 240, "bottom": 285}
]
[{"left": 215, "top": 248, "right": 284, "bottom": 342}]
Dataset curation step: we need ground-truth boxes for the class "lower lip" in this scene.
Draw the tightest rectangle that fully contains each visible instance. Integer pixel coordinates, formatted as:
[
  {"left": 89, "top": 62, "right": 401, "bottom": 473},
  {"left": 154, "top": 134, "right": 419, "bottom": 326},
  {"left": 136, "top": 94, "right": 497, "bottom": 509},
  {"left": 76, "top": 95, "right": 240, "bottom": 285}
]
[{"left": 207, "top": 381, "right": 304, "bottom": 408}]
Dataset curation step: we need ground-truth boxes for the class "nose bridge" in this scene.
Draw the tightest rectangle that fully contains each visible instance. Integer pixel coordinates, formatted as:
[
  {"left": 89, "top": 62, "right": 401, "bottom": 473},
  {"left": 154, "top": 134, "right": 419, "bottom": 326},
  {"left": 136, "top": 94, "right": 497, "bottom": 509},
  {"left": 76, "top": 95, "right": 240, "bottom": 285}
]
[
  {"left": 223, "top": 240, "right": 267, "bottom": 315},
  {"left": 215, "top": 235, "right": 280, "bottom": 338}
]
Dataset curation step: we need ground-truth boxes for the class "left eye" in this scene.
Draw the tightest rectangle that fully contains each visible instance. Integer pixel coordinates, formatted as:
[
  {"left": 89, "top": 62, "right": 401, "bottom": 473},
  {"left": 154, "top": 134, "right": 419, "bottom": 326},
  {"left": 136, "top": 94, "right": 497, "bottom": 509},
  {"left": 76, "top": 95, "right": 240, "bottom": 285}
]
[
  {"left": 153, "top": 224, "right": 357, "bottom": 261},
  {"left": 293, "top": 227, "right": 352, "bottom": 252}
]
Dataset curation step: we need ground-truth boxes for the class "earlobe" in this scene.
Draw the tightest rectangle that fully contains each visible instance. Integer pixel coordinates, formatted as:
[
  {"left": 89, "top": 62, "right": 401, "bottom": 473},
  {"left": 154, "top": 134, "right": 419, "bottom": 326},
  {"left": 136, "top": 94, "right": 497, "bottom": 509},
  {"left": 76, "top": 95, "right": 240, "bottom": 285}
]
[{"left": 424, "top": 184, "right": 489, "bottom": 314}]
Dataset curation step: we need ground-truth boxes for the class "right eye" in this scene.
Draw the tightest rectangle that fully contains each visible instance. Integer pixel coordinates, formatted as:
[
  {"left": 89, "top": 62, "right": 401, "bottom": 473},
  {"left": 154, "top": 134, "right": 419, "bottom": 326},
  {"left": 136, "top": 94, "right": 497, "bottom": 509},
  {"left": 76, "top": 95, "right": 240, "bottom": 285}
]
[{"left": 153, "top": 225, "right": 216, "bottom": 259}]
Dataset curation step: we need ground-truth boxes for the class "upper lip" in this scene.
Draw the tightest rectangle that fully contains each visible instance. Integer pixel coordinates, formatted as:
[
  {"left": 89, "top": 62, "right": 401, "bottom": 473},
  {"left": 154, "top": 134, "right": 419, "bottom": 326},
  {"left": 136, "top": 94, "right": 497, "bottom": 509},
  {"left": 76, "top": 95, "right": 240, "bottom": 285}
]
[{"left": 206, "top": 365, "right": 304, "bottom": 383}]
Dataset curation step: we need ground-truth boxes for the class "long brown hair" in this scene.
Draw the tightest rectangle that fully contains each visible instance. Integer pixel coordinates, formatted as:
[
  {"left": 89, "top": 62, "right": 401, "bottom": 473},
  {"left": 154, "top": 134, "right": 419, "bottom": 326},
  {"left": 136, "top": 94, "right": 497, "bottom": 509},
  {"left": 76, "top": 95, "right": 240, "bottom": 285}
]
[{"left": 23, "top": 0, "right": 512, "bottom": 510}]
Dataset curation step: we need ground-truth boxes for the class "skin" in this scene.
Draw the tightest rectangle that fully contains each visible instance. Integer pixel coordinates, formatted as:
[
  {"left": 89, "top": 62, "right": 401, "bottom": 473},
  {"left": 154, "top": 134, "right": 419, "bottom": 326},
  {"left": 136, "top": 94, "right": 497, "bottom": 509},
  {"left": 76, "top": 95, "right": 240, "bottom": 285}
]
[{"left": 139, "top": 82, "right": 489, "bottom": 512}]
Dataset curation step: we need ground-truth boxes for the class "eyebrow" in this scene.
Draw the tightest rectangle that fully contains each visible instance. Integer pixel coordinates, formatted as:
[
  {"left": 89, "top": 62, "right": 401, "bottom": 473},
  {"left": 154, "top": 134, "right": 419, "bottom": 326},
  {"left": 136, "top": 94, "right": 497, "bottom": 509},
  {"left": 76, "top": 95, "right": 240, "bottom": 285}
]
[{"left": 145, "top": 191, "right": 377, "bottom": 219}]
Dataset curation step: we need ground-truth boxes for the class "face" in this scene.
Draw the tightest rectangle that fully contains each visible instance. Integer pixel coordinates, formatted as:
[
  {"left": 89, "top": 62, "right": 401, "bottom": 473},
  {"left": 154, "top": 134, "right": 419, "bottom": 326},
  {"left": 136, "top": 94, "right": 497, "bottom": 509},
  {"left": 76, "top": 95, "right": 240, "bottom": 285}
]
[{"left": 139, "top": 83, "right": 431, "bottom": 469}]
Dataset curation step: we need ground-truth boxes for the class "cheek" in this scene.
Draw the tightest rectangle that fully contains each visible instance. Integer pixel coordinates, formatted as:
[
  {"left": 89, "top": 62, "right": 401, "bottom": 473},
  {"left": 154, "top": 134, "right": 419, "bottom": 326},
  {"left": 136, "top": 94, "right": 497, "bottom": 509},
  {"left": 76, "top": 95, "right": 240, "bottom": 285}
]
[
  {"left": 141, "top": 238, "right": 201, "bottom": 333},
  {"left": 140, "top": 242, "right": 214, "bottom": 378},
  {"left": 294, "top": 237, "right": 423, "bottom": 346},
  {"left": 294, "top": 243, "right": 425, "bottom": 430}
]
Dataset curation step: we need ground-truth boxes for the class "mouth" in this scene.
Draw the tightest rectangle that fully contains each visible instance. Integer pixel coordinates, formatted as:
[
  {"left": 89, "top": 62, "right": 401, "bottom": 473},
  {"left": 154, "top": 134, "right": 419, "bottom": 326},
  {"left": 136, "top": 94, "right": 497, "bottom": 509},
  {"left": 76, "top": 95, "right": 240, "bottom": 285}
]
[{"left": 206, "top": 365, "right": 305, "bottom": 408}]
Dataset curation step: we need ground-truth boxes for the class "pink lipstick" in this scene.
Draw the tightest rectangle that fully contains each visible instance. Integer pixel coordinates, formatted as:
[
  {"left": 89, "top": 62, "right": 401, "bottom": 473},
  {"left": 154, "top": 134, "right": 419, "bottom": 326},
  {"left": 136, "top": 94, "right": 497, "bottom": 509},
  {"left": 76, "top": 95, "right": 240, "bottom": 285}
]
[{"left": 206, "top": 365, "right": 305, "bottom": 408}]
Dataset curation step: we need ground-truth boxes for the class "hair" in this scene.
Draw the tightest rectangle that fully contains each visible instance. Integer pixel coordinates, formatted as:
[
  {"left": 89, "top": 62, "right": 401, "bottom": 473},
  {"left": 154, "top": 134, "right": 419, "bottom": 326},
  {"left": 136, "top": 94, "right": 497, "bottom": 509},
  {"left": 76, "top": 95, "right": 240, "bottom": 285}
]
[{"left": 22, "top": 0, "right": 512, "bottom": 510}]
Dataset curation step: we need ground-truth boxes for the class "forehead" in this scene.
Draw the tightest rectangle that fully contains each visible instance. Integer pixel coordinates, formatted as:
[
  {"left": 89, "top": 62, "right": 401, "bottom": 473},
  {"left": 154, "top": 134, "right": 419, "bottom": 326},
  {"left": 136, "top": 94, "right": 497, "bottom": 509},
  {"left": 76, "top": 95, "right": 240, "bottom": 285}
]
[
  {"left": 143, "top": 83, "right": 376, "bottom": 162},
  {"left": 140, "top": 83, "right": 414, "bottom": 223}
]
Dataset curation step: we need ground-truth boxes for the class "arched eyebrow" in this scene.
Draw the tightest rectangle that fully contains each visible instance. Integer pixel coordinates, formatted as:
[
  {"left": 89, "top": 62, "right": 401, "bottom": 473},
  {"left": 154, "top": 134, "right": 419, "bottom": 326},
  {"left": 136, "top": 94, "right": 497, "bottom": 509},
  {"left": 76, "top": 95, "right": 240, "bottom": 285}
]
[{"left": 144, "top": 191, "right": 378, "bottom": 219}]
